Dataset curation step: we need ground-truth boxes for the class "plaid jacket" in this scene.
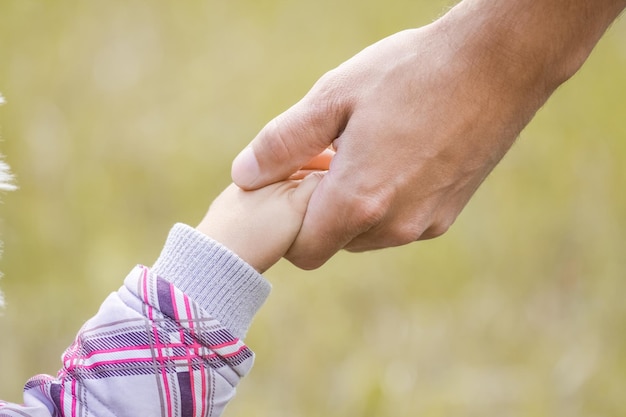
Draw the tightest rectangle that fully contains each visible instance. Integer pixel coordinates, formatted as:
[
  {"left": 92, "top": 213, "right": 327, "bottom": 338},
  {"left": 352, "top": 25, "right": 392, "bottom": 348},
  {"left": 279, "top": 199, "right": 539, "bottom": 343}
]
[{"left": 0, "top": 224, "right": 272, "bottom": 417}]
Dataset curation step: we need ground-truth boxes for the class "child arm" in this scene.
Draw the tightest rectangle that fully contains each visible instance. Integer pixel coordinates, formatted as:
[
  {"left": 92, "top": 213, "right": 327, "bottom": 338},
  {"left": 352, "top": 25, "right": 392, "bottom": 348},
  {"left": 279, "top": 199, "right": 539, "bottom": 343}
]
[
  {"left": 0, "top": 226, "right": 266, "bottom": 417},
  {"left": 197, "top": 171, "right": 325, "bottom": 273},
  {"left": 1, "top": 170, "right": 326, "bottom": 416}
]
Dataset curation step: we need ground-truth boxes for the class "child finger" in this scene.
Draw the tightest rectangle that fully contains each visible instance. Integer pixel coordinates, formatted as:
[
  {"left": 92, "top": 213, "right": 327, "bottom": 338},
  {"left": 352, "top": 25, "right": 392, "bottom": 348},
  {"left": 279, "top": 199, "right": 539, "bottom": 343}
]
[
  {"left": 292, "top": 171, "right": 326, "bottom": 205},
  {"left": 300, "top": 148, "right": 335, "bottom": 171},
  {"left": 288, "top": 169, "right": 325, "bottom": 180}
]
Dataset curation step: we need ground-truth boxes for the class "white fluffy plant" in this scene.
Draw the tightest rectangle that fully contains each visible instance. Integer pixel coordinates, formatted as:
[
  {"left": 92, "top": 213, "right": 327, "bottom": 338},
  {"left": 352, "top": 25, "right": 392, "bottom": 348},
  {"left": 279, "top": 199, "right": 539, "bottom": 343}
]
[
  {"left": 0, "top": 94, "right": 16, "bottom": 192},
  {"left": 0, "top": 92, "right": 17, "bottom": 309}
]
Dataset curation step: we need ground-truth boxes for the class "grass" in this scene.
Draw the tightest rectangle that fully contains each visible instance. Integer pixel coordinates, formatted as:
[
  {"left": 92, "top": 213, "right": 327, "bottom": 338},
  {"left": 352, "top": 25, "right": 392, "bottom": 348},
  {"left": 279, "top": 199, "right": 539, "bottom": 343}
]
[{"left": 1, "top": 1, "right": 625, "bottom": 416}]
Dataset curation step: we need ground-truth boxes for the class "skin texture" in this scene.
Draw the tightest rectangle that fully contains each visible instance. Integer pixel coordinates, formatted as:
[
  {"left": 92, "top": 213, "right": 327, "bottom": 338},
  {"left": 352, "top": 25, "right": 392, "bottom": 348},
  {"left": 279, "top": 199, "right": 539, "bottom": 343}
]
[
  {"left": 232, "top": 0, "right": 626, "bottom": 270},
  {"left": 196, "top": 171, "right": 325, "bottom": 273}
]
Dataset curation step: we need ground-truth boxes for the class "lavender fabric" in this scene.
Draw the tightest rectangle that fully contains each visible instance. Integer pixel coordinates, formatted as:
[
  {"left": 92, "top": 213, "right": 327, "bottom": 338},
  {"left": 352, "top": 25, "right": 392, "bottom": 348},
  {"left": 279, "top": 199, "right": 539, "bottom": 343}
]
[{"left": 0, "top": 224, "right": 271, "bottom": 417}]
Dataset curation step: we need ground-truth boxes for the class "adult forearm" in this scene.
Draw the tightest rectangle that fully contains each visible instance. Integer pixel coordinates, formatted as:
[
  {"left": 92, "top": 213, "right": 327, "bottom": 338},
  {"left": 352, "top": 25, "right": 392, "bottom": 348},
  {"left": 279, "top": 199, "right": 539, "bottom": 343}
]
[{"left": 441, "top": 0, "right": 625, "bottom": 95}]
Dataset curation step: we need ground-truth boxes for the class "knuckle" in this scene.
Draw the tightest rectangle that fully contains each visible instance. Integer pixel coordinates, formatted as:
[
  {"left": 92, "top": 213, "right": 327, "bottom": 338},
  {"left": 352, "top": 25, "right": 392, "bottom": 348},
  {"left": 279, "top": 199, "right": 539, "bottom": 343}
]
[
  {"left": 312, "top": 68, "right": 343, "bottom": 97},
  {"left": 350, "top": 194, "right": 387, "bottom": 231},
  {"left": 309, "top": 69, "right": 350, "bottom": 119},
  {"left": 385, "top": 207, "right": 459, "bottom": 245},
  {"left": 286, "top": 252, "right": 327, "bottom": 270},
  {"left": 390, "top": 224, "right": 424, "bottom": 246},
  {"left": 297, "top": 258, "right": 325, "bottom": 271},
  {"left": 421, "top": 217, "right": 454, "bottom": 240}
]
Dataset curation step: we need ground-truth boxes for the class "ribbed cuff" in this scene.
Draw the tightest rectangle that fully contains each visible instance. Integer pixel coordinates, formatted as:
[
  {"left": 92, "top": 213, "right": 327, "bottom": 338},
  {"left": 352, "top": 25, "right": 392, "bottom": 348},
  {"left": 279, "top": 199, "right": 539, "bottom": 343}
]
[{"left": 150, "top": 223, "right": 271, "bottom": 339}]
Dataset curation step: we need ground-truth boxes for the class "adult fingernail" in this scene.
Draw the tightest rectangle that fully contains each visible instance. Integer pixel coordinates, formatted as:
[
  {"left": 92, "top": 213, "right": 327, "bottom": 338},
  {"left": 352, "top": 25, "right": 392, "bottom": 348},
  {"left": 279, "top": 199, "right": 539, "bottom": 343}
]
[{"left": 232, "top": 147, "right": 260, "bottom": 187}]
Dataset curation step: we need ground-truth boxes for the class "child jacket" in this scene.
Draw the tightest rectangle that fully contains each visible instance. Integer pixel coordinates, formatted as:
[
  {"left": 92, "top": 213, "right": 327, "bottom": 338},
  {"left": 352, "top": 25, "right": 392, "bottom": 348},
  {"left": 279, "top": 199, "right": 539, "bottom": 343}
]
[{"left": 0, "top": 224, "right": 271, "bottom": 417}]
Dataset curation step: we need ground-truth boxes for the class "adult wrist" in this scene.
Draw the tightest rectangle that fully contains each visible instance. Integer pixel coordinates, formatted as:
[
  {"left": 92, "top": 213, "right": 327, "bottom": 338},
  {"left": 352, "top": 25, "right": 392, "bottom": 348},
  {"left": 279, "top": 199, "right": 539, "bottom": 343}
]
[{"left": 437, "top": 0, "right": 625, "bottom": 98}]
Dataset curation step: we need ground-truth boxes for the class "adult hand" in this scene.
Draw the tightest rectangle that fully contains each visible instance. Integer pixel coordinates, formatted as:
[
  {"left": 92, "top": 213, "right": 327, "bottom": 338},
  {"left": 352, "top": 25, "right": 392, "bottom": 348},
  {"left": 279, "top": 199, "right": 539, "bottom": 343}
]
[
  {"left": 232, "top": 0, "right": 625, "bottom": 269},
  {"left": 197, "top": 171, "right": 324, "bottom": 273}
]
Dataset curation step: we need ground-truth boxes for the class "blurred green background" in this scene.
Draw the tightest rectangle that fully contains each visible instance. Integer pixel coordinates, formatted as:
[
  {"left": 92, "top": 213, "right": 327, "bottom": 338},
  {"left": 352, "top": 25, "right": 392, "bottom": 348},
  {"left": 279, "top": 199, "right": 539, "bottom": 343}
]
[{"left": 1, "top": 1, "right": 625, "bottom": 416}]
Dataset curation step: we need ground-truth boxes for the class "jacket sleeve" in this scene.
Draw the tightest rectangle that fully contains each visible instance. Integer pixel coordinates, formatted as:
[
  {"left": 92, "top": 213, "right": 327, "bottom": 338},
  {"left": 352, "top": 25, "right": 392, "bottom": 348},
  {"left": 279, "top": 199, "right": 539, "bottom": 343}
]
[{"left": 0, "top": 224, "right": 271, "bottom": 417}]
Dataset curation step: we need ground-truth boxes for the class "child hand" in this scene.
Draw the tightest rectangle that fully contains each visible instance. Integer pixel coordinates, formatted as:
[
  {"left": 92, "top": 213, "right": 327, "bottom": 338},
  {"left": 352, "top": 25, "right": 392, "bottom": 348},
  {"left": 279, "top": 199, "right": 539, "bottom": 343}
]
[{"left": 196, "top": 172, "right": 325, "bottom": 273}]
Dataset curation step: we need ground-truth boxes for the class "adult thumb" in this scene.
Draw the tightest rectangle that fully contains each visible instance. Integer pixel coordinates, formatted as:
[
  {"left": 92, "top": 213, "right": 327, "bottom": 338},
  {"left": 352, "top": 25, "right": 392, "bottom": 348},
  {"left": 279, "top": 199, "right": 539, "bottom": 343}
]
[{"left": 232, "top": 91, "right": 348, "bottom": 190}]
